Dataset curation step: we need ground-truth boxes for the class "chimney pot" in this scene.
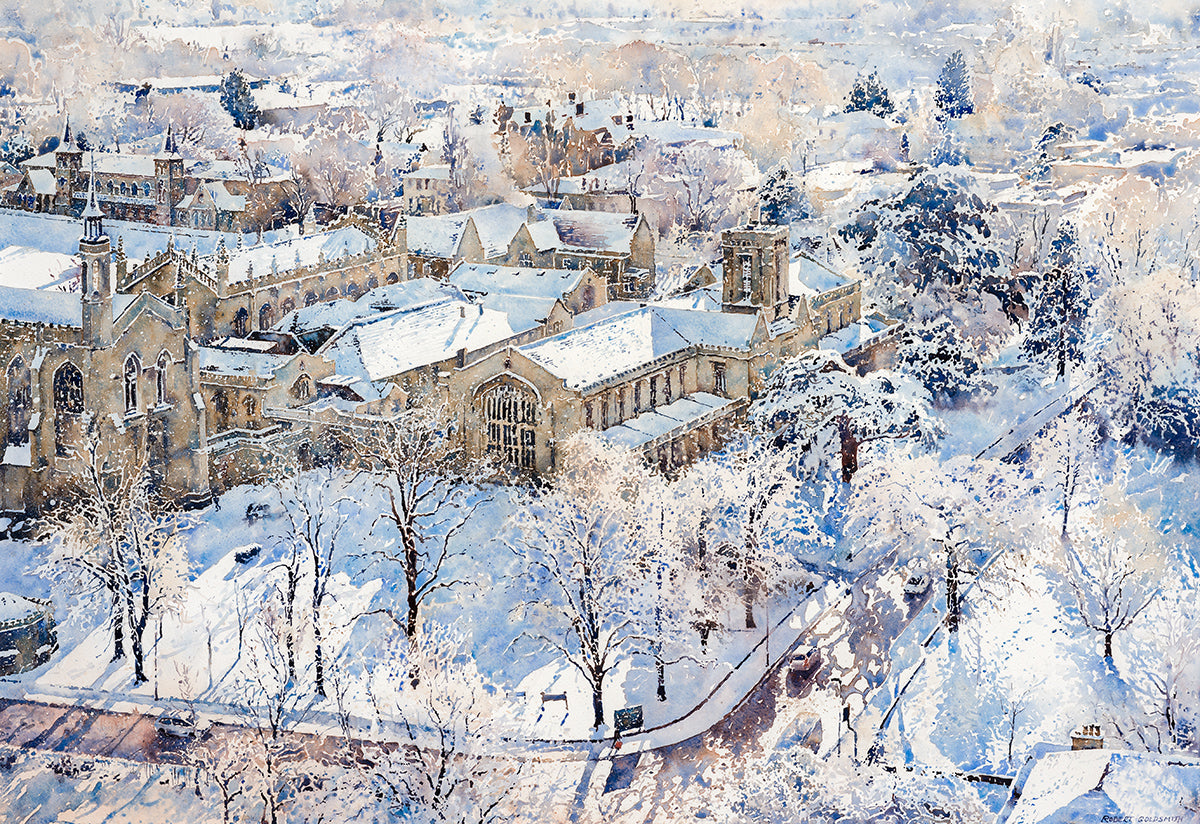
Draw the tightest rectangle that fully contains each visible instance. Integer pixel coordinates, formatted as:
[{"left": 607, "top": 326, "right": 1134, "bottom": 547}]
[
  {"left": 576, "top": 102, "right": 584, "bottom": 116},
  {"left": 525, "top": 112, "right": 532, "bottom": 123}
]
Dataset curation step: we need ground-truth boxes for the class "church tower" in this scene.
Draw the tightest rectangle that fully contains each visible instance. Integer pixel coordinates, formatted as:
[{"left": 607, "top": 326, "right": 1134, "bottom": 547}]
[
  {"left": 80, "top": 164, "right": 112, "bottom": 349},
  {"left": 720, "top": 217, "right": 790, "bottom": 321},
  {"left": 53, "top": 118, "right": 82, "bottom": 216},
  {"left": 154, "top": 125, "right": 185, "bottom": 227}
]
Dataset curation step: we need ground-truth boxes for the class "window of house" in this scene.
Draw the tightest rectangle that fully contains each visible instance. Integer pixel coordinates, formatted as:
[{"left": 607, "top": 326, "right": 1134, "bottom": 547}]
[
  {"left": 387, "top": 271, "right": 400, "bottom": 285},
  {"left": 600, "top": 396, "right": 609, "bottom": 429},
  {"left": 483, "top": 382, "right": 537, "bottom": 470},
  {"left": 740, "top": 254, "right": 752, "bottom": 299},
  {"left": 585, "top": 401, "right": 594, "bottom": 428},
  {"left": 634, "top": 381, "right": 642, "bottom": 413},
  {"left": 243, "top": 395, "right": 256, "bottom": 417},
  {"left": 233, "top": 307, "right": 249, "bottom": 337},
  {"left": 678, "top": 364, "right": 686, "bottom": 394},
  {"left": 304, "top": 292, "right": 318, "bottom": 307},
  {"left": 519, "top": 252, "right": 533, "bottom": 267},
  {"left": 650, "top": 376, "right": 658, "bottom": 408},
  {"left": 212, "top": 390, "right": 229, "bottom": 418},
  {"left": 156, "top": 351, "right": 170, "bottom": 405},
  {"left": 407, "top": 262, "right": 417, "bottom": 277},
  {"left": 713, "top": 361, "right": 727, "bottom": 397},
  {"left": 123, "top": 355, "right": 140, "bottom": 415},
  {"left": 6, "top": 356, "right": 30, "bottom": 446},
  {"left": 282, "top": 298, "right": 296, "bottom": 315},
  {"left": 617, "top": 388, "right": 625, "bottom": 422},
  {"left": 292, "top": 375, "right": 312, "bottom": 400},
  {"left": 664, "top": 371, "right": 672, "bottom": 404}
]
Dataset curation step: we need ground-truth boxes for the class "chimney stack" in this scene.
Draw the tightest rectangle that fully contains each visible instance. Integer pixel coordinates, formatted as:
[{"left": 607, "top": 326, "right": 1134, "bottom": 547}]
[
  {"left": 1071, "top": 724, "right": 1104, "bottom": 751},
  {"left": 576, "top": 102, "right": 584, "bottom": 116}
]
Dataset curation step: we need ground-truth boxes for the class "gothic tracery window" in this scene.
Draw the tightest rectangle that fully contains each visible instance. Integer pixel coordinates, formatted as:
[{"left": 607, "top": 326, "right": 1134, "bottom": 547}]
[
  {"left": 482, "top": 383, "right": 537, "bottom": 470},
  {"left": 123, "top": 354, "right": 140, "bottom": 414}
]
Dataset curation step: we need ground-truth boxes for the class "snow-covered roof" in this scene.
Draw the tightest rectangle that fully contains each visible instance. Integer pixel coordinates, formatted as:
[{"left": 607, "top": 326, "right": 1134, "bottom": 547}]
[
  {"left": 24, "top": 150, "right": 157, "bottom": 177},
  {"left": 176, "top": 181, "right": 246, "bottom": 213},
  {"left": 0, "top": 206, "right": 295, "bottom": 260},
  {"left": 1000, "top": 749, "right": 1200, "bottom": 824},
  {"left": 404, "top": 165, "right": 451, "bottom": 181},
  {"left": 198, "top": 346, "right": 293, "bottom": 379},
  {"left": 657, "top": 286, "right": 722, "bottom": 312},
  {"left": 0, "top": 592, "right": 44, "bottom": 624},
  {"left": 187, "top": 159, "right": 290, "bottom": 184},
  {"left": 321, "top": 300, "right": 516, "bottom": 383},
  {"left": 571, "top": 300, "right": 641, "bottom": 328},
  {"left": 789, "top": 254, "right": 856, "bottom": 298},
  {"left": 525, "top": 218, "right": 560, "bottom": 251},
  {"left": 406, "top": 212, "right": 469, "bottom": 258},
  {"left": 276, "top": 277, "right": 462, "bottom": 335},
  {"left": 550, "top": 209, "right": 641, "bottom": 254},
  {"left": 467, "top": 203, "right": 528, "bottom": 258},
  {"left": 0, "top": 285, "right": 81, "bottom": 326},
  {"left": 476, "top": 293, "right": 556, "bottom": 335},
  {"left": 222, "top": 226, "right": 376, "bottom": 284},
  {"left": 520, "top": 306, "right": 759, "bottom": 391},
  {"left": 0, "top": 246, "right": 80, "bottom": 291},
  {"left": 448, "top": 262, "right": 584, "bottom": 301},
  {"left": 599, "top": 392, "right": 737, "bottom": 450},
  {"left": 818, "top": 313, "right": 897, "bottom": 355},
  {"left": 632, "top": 121, "right": 743, "bottom": 148},
  {"left": 28, "top": 168, "right": 55, "bottom": 195}
]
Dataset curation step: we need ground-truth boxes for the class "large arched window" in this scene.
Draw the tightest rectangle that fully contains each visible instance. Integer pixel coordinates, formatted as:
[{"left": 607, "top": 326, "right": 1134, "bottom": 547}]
[
  {"left": 291, "top": 375, "right": 312, "bottom": 401},
  {"left": 304, "top": 291, "right": 318, "bottom": 307},
  {"left": 6, "top": 356, "right": 30, "bottom": 445},
  {"left": 156, "top": 351, "right": 170, "bottom": 405},
  {"left": 123, "top": 354, "right": 140, "bottom": 414},
  {"left": 233, "top": 307, "right": 249, "bottom": 337},
  {"left": 53, "top": 361, "right": 84, "bottom": 457},
  {"left": 482, "top": 382, "right": 537, "bottom": 470},
  {"left": 259, "top": 303, "right": 274, "bottom": 330},
  {"left": 281, "top": 297, "right": 296, "bottom": 316}
]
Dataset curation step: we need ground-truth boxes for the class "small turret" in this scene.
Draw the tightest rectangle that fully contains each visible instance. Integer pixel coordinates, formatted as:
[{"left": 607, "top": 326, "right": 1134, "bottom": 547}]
[{"left": 79, "top": 158, "right": 112, "bottom": 348}]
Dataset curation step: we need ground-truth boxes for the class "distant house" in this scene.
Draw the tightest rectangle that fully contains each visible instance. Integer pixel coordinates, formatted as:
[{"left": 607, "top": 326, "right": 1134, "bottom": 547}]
[
  {"left": 9, "top": 123, "right": 290, "bottom": 231},
  {"left": 400, "top": 165, "right": 453, "bottom": 215},
  {"left": 997, "top": 737, "right": 1200, "bottom": 824}
]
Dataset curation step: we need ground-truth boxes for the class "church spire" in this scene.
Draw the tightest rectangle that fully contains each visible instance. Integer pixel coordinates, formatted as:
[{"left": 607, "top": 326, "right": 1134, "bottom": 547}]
[
  {"left": 62, "top": 116, "right": 72, "bottom": 148},
  {"left": 81, "top": 154, "right": 105, "bottom": 243}
]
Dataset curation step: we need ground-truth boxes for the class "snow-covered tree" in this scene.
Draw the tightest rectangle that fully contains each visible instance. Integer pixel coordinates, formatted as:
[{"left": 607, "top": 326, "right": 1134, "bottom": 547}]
[
  {"left": 350, "top": 628, "right": 526, "bottom": 824},
  {"left": 269, "top": 465, "right": 355, "bottom": 697},
  {"left": 352, "top": 405, "right": 489, "bottom": 640},
  {"left": 844, "top": 71, "right": 894, "bottom": 118},
  {"left": 40, "top": 415, "right": 190, "bottom": 684},
  {"left": 1022, "top": 223, "right": 1093, "bottom": 379},
  {"left": 934, "top": 50, "right": 974, "bottom": 119},
  {"left": 506, "top": 436, "right": 655, "bottom": 729},
  {"left": 755, "top": 350, "right": 938, "bottom": 482},
  {"left": 1060, "top": 492, "right": 1166, "bottom": 665},
  {"left": 645, "top": 141, "right": 757, "bottom": 235},
  {"left": 219, "top": 69, "right": 259, "bottom": 131},
  {"left": 1092, "top": 265, "right": 1200, "bottom": 458},
  {"left": 756, "top": 161, "right": 809, "bottom": 225},
  {"left": 897, "top": 316, "right": 992, "bottom": 408}
]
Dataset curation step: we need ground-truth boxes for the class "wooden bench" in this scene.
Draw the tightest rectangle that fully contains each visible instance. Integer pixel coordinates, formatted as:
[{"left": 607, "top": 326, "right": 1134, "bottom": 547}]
[{"left": 540, "top": 691, "right": 568, "bottom": 710}]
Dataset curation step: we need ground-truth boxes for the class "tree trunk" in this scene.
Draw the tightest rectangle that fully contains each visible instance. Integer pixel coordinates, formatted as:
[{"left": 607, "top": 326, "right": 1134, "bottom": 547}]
[
  {"left": 1104, "top": 631, "right": 1113, "bottom": 662},
  {"left": 839, "top": 415, "right": 860, "bottom": 483},
  {"left": 313, "top": 613, "right": 325, "bottom": 698},
  {"left": 592, "top": 685, "right": 604, "bottom": 730},
  {"left": 743, "top": 588, "right": 756, "bottom": 630},
  {"left": 111, "top": 595, "right": 126, "bottom": 661},
  {"left": 404, "top": 528, "right": 419, "bottom": 640}
]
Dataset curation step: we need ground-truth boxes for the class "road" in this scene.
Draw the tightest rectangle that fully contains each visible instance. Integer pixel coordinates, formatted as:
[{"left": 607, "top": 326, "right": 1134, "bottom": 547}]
[{"left": 567, "top": 558, "right": 937, "bottom": 822}]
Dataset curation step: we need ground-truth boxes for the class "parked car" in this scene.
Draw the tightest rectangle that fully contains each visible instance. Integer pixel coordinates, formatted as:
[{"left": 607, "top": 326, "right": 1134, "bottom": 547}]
[
  {"left": 903, "top": 566, "right": 930, "bottom": 596},
  {"left": 789, "top": 644, "right": 821, "bottom": 674},
  {"left": 154, "top": 712, "right": 198, "bottom": 738}
]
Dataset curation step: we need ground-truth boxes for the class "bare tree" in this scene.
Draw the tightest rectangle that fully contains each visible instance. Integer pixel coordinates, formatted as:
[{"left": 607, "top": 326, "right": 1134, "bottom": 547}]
[
  {"left": 270, "top": 465, "right": 355, "bottom": 697},
  {"left": 507, "top": 436, "right": 655, "bottom": 729},
  {"left": 187, "top": 729, "right": 256, "bottom": 824},
  {"left": 351, "top": 628, "right": 525, "bottom": 824},
  {"left": 40, "top": 414, "right": 189, "bottom": 684},
  {"left": 352, "top": 405, "right": 488, "bottom": 640},
  {"left": 1062, "top": 493, "right": 1164, "bottom": 665}
]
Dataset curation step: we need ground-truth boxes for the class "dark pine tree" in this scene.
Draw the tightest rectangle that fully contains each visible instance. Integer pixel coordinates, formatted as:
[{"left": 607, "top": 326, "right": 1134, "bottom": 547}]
[
  {"left": 844, "top": 71, "right": 894, "bottom": 118},
  {"left": 220, "top": 70, "right": 259, "bottom": 131},
  {"left": 935, "top": 50, "right": 974, "bottom": 119},
  {"left": 1022, "top": 223, "right": 1091, "bottom": 379},
  {"left": 757, "top": 162, "right": 809, "bottom": 225}
]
